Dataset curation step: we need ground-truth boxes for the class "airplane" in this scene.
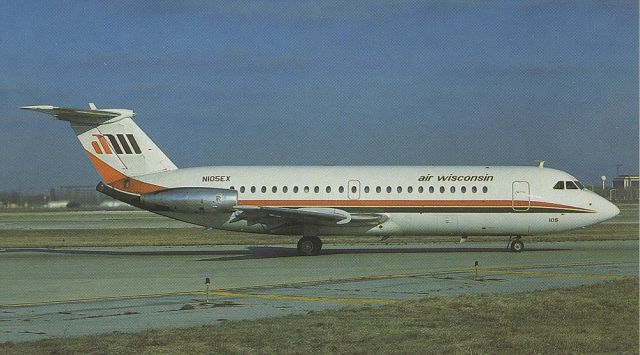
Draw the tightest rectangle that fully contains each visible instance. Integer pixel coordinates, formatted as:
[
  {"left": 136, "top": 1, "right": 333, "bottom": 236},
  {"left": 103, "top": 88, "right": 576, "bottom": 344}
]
[{"left": 21, "top": 104, "right": 620, "bottom": 255}]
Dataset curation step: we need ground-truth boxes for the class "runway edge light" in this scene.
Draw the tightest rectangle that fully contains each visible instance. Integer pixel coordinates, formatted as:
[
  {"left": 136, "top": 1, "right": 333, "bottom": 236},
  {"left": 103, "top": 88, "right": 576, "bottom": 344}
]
[{"left": 205, "top": 277, "right": 211, "bottom": 303}]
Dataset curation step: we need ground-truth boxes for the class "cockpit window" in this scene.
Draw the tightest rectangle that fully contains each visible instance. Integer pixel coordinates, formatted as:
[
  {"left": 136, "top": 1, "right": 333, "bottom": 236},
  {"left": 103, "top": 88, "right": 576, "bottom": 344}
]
[
  {"left": 574, "top": 181, "right": 585, "bottom": 189},
  {"left": 565, "top": 181, "right": 579, "bottom": 189},
  {"left": 553, "top": 181, "right": 564, "bottom": 190}
]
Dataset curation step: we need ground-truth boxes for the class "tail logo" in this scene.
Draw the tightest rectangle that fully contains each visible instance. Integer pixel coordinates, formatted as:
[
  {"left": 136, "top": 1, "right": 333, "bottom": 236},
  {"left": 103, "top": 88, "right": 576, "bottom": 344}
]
[{"left": 91, "top": 134, "right": 142, "bottom": 155}]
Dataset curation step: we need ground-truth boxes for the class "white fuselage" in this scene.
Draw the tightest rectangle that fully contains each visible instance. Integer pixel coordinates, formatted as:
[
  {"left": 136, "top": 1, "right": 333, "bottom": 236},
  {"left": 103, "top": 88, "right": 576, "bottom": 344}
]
[
  {"left": 21, "top": 104, "right": 620, "bottom": 251},
  {"left": 130, "top": 165, "right": 619, "bottom": 237}
]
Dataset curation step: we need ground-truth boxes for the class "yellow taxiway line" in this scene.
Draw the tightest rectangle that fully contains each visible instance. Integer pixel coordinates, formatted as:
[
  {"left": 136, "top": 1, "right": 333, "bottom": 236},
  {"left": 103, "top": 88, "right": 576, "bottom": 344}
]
[
  {"left": 209, "top": 291, "right": 398, "bottom": 305},
  {"left": 0, "top": 261, "right": 635, "bottom": 308},
  {"left": 480, "top": 269, "right": 629, "bottom": 280}
]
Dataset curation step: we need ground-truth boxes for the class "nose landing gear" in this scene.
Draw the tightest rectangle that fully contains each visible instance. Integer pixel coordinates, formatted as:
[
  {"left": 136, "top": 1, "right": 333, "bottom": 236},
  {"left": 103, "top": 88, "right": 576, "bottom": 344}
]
[
  {"left": 297, "top": 236, "right": 323, "bottom": 256},
  {"left": 507, "top": 236, "right": 524, "bottom": 252}
]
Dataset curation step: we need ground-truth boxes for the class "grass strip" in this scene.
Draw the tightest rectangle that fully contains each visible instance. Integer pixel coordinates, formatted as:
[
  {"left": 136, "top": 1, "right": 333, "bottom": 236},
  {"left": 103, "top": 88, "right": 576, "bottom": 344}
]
[{"left": 1, "top": 278, "right": 637, "bottom": 354}]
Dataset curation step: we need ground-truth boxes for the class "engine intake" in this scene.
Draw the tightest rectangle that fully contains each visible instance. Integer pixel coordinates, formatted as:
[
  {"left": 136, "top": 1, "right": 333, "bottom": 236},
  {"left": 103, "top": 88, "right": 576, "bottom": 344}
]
[{"left": 140, "top": 188, "right": 237, "bottom": 213}]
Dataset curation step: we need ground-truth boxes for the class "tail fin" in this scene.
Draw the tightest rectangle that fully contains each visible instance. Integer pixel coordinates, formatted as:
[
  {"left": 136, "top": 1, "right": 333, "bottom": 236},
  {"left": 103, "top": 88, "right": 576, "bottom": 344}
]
[{"left": 21, "top": 104, "right": 177, "bottom": 189}]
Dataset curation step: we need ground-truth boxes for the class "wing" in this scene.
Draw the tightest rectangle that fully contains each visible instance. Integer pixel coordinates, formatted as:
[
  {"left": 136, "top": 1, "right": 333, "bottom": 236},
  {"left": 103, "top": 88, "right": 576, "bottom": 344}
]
[{"left": 231, "top": 206, "right": 388, "bottom": 233}]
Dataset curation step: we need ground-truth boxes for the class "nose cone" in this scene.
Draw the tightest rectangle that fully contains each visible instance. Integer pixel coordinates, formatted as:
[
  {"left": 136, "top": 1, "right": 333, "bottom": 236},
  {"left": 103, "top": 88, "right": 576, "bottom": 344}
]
[
  {"left": 598, "top": 199, "right": 620, "bottom": 222},
  {"left": 609, "top": 202, "right": 620, "bottom": 218}
]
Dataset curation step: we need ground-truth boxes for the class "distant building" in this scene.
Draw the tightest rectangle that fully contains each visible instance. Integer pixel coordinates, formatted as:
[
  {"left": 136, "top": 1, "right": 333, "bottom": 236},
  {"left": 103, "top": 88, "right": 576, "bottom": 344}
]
[
  {"left": 49, "top": 185, "right": 105, "bottom": 205},
  {"left": 99, "top": 200, "right": 131, "bottom": 209},
  {"left": 609, "top": 175, "right": 640, "bottom": 203},
  {"left": 47, "top": 185, "right": 134, "bottom": 209},
  {"left": 44, "top": 200, "right": 70, "bottom": 208},
  {"left": 612, "top": 175, "right": 639, "bottom": 189}
]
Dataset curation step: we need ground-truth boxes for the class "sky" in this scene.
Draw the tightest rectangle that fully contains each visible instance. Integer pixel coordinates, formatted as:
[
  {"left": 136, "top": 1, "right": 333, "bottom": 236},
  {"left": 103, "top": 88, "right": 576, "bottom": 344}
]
[{"left": 0, "top": 0, "right": 637, "bottom": 192}]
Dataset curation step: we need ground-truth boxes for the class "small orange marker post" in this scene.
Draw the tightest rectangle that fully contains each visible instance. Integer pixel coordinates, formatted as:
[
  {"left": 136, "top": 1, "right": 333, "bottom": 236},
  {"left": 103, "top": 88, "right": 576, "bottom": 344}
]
[{"left": 205, "top": 277, "right": 211, "bottom": 303}]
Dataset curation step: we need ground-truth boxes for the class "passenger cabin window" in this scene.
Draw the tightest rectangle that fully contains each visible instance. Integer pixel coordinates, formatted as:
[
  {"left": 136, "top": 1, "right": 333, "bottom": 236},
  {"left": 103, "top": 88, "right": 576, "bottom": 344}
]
[
  {"left": 418, "top": 186, "right": 424, "bottom": 193},
  {"left": 553, "top": 181, "right": 565, "bottom": 190},
  {"left": 326, "top": 186, "right": 331, "bottom": 193},
  {"left": 429, "top": 186, "right": 434, "bottom": 193},
  {"left": 261, "top": 186, "right": 267, "bottom": 193},
  {"left": 314, "top": 186, "right": 320, "bottom": 193},
  {"left": 240, "top": 186, "right": 245, "bottom": 193},
  {"left": 482, "top": 186, "right": 488, "bottom": 193},
  {"left": 439, "top": 186, "right": 445, "bottom": 193},
  {"left": 272, "top": 186, "right": 277, "bottom": 193},
  {"left": 251, "top": 186, "right": 256, "bottom": 193},
  {"left": 339, "top": 186, "right": 344, "bottom": 193},
  {"left": 565, "top": 181, "right": 579, "bottom": 190},
  {"left": 472, "top": 186, "right": 477, "bottom": 193},
  {"left": 283, "top": 186, "right": 288, "bottom": 193},
  {"left": 461, "top": 186, "right": 466, "bottom": 193},
  {"left": 376, "top": 186, "right": 382, "bottom": 193},
  {"left": 407, "top": 186, "right": 413, "bottom": 193},
  {"left": 304, "top": 186, "right": 310, "bottom": 193},
  {"left": 386, "top": 186, "right": 392, "bottom": 193},
  {"left": 293, "top": 186, "right": 299, "bottom": 193},
  {"left": 364, "top": 186, "right": 370, "bottom": 193}
]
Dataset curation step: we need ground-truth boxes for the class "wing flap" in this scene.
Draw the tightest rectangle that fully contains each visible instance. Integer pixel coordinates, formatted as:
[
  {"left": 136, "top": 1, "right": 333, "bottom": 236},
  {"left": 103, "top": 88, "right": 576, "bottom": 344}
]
[
  {"left": 234, "top": 206, "right": 349, "bottom": 223},
  {"left": 231, "top": 205, "right": 388, "bottom": 230}
]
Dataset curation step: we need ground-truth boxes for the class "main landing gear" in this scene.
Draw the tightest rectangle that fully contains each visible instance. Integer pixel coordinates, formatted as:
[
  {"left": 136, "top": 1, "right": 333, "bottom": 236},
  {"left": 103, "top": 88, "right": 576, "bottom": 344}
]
[
  {"left": 507, "top": 236, "right": 524, "bottom": 252},
  {"left": 297, "top": 236, "right": 323, "bottom": 256}
]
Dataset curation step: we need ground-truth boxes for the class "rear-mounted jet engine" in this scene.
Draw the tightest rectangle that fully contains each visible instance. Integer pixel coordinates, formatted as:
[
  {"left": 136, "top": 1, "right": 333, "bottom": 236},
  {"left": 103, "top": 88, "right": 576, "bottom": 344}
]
[{"left": 139, "top": 188, "right": 237, "bottom": 213}]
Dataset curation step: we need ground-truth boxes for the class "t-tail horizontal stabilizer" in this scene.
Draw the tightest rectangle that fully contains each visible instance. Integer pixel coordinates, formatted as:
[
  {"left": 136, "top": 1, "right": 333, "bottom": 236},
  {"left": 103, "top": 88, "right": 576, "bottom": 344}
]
[{"left": 21, "top": 104, "right": 134, "bottom": 125}]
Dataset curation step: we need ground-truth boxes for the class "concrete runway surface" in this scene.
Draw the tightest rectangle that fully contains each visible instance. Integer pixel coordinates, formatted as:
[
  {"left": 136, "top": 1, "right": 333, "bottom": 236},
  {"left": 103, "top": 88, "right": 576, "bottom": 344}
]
[{"left": 1, "top": 240, "right": 637, "bottom": 342}]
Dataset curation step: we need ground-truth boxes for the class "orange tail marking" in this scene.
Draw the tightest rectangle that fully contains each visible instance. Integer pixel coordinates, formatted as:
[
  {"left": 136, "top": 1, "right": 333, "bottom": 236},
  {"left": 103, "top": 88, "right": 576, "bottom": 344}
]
[
  {"left": 84, "top": 150, "right": 165, "bottom": 194},
  {"left": 85, "top": 150, "right": 126, "bottom": 183},
  {"left": 94, "top": 134, "right": 113, "bottom": 154},
  {"left": 91, "top": 141, "right": 103, "bottom": 154}
]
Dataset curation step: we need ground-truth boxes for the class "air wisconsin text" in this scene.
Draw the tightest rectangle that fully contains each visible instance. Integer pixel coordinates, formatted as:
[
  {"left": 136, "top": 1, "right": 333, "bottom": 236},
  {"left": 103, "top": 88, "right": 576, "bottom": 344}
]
[{"left": 418, "top": 174, "right": 494, "bottom": 182}]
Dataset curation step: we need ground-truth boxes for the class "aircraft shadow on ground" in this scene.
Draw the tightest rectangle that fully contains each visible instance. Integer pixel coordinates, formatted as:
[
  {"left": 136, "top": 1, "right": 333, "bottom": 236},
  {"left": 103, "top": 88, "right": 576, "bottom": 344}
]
[
  {"left": 3, "top": 246, "right": 570, "bottom": 261},
  {"left": 200, "top": 246, "right": 571, "bottom": 261}
]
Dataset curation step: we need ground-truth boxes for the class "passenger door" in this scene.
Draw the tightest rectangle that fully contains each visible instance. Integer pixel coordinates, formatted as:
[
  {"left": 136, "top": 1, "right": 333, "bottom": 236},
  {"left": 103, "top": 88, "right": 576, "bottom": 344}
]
[{"left": 512, "top": 181, "right": 530, "bottom": 211}]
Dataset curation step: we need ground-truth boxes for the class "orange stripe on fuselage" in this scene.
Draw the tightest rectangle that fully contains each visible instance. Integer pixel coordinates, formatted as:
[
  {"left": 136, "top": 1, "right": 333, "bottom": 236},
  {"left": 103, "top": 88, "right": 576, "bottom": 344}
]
[
  {"left": 236, "top": 199, "right": 592, "bottom": 212},
  {"left": 83, "top": 150, "right": 165, "bottom": 194}
]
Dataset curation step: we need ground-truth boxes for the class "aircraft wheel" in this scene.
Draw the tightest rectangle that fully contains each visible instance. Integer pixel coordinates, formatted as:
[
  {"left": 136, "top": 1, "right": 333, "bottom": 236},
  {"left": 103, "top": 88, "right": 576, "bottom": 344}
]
[
  {"left": 297, "top": 236, "right": 322, "bottom": 256},
  {"left": 510, "top": 240, "right": 524, "bottom": 252}
]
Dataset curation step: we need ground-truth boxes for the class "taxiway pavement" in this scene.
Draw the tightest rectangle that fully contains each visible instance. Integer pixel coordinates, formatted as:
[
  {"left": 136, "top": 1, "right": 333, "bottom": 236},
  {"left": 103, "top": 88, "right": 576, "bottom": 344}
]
[{"left": 1, "top": 240, "right": 637, "bottom": 342}]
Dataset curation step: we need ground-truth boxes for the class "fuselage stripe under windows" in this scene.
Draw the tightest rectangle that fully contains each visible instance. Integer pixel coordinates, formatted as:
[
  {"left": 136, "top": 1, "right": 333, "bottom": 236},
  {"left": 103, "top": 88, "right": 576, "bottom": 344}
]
[
  {"left": 236, "top": 205, "right": 590, "bottom": 214},
  {"left": 235, "top": 200, "right": 594, "bottom": 213},
  {"left": 117, "top": 134, "right": 133, "bottom": 154},
  {"left": 105, "top": 134, "right": 123, "bottom": 154},
  {"left": 126, "top": 134, "right": 142, "bottom": 154}
]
